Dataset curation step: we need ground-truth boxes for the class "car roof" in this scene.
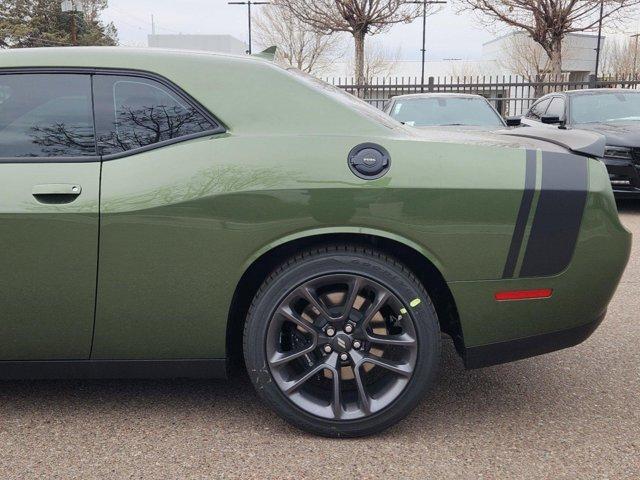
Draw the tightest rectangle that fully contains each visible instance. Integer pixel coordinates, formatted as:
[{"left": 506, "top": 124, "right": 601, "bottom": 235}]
[
  {"left": 0, "top": 46, "right": 253, "bottom": 61},
  {"left": 564, "top": 88, "right": 640, "bottom": 96},
  {"left": 531, "top": 89, "right": 640, "bottom": 105},
  {"left": 0, "top": 46, "right": 263, "bottom": 70},
  {"left": 0, "top": 47, "right": 404, "bottom": 137},
  {"left": 390, "top": 93, "right": 487, "bottom": 100}
]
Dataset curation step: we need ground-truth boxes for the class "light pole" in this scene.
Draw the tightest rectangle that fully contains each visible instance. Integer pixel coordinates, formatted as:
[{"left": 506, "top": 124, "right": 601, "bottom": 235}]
[
  {"left": 631, "top": 33, "right": 640, "bottom": 79},
  {"left": 228, "top": 1, "right": 271, "bottom": 54},
  {"left": 594, "top": 0, "right": 605, "bottom": 81},
  {"left": 408, "top": 1, "right": 447, "bottom": 92},
  {"left": 61, "top": 0, "right": 79, "bottom": 46}
]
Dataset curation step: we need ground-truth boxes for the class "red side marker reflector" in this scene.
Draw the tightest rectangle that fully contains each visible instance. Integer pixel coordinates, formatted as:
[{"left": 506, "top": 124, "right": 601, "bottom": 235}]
[{"left": 494, "top": 289, "right": 553, "bottom": 301}]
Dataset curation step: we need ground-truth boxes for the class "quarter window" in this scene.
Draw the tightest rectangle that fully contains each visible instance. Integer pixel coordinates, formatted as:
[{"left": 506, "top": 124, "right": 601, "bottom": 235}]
[
  {"left": 93, "top": 75, "right": 217, "bottom": 156},
  {"left": 526, "top": 98, "right": 551, "bottom": 120},
  {"left": 545, "top": 97, "right": 566, "bottom": 120},
  {"left": 0, "top": 74, "right": 96, "bottom": 158}
]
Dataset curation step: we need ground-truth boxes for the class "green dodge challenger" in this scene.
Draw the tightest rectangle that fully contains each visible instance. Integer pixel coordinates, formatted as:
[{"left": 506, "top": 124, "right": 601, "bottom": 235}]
[{"left": 0, "top": 48, "right": 631, "bottom": 437}]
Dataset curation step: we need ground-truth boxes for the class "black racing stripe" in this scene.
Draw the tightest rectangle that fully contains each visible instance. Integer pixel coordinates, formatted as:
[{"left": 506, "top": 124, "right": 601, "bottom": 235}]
[
  {"left": 502, "top": 149, "right": 537, "bottom": 279},
  {"left": 519, "top": 152, "right": 589, "bottom": 278}
]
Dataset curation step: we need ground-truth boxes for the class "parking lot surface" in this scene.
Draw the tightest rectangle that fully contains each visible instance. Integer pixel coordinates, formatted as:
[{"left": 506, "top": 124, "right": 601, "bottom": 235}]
[{"left": 1, "top": 204, "right": 639, "bottom": 480}]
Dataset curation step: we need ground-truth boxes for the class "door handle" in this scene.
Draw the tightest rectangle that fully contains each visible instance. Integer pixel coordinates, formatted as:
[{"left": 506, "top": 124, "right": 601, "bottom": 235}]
[{"left": 32, "top": 184, "right": 82, "bottom": 204}]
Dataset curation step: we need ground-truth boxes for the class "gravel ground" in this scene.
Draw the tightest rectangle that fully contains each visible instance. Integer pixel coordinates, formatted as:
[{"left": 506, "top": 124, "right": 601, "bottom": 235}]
[{"left": 1, "top": 204, "right": 639, "bottom": 480}]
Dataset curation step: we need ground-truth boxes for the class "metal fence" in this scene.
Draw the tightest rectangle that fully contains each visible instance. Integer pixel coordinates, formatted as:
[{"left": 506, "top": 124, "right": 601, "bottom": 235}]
[{"left": 327, "top": 74, "right": 640, "bottom": 115}]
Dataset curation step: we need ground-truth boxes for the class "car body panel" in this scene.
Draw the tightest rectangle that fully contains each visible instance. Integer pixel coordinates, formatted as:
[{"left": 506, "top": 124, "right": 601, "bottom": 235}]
[
  {"left": 0, "top": 48, "right": 632, "bottom": 368},
  {"left": 0, "top": 162, "right": 100, "bottom": 360},
  {"left": 93, "top": 133, "right": 530, "bottom": 358},
  {"left": 451, "top": 158, "right": 630, "bottom": 348}
]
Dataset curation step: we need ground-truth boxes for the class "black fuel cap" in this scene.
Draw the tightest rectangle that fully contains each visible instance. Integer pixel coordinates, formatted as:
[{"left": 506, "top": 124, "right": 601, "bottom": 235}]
[{"left": 348, "top": 143, "right": 391, "bottom": 180}]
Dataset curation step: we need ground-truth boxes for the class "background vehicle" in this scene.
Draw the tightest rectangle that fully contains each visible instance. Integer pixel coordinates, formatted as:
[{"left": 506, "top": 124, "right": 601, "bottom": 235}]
[
  {"left": 383, "top": 93, "right": 520, "bottom": 129},
  {"left": 0, "top": 48, "right": 631, "bottom": 437},
  {"left": 521, "top": 89, "right": 640, "bottom": 199}
]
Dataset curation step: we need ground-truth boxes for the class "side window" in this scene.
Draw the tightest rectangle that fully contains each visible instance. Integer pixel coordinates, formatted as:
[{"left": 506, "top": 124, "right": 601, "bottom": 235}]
[
  {"left": 545, "top": 97, "right": 566, "bottom": 120},
  {"left": 0, "top": 74, "right": 96, "bottom": 158},
  {"left": 93, "top": 74, "right": 218, "bottom": 156},
  {"left": 526, "top": 98, "right": 551, "bottom": 120}
]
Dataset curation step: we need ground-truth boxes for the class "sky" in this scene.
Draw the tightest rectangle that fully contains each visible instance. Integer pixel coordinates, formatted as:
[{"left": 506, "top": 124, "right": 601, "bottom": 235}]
[
  {"left": 101, "top": 1, "right": 493, "bottom": 61},
  {"left": 102, "top": 0, "right": 640, "bottom": 61}
]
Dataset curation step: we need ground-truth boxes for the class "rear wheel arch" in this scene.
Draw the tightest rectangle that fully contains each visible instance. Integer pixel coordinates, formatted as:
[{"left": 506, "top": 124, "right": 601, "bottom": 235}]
[{"left": 226, "top": 231, "right": 464, "bottom": 368}]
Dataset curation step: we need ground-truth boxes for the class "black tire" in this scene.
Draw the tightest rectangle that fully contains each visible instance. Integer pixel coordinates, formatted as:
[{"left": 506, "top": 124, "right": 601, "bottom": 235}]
[{"left": 243, "top": 245, "right": 441, "bottom": 437}]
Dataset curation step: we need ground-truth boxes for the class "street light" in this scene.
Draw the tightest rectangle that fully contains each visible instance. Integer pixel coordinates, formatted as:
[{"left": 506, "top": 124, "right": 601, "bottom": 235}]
[
  {"left": 407, "top": 1, "right": 447, "bottom": 92},
  {"left": 594, "top": 0, "right": 605, "bottom": 82},
  {"left": 228, "top": 1, "right": 271, "bottom": 54},
  {"left": 631, "top": 33, "right": 640, "bottom": 79},
  {"left": 61, "top": 0, "right": 78, "bottom": 46}
]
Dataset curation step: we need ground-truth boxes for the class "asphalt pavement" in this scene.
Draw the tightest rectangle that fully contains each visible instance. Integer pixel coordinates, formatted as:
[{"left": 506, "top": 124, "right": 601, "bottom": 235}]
[{"left": 1, "top": 203, "right": 639, "bottom": 479}]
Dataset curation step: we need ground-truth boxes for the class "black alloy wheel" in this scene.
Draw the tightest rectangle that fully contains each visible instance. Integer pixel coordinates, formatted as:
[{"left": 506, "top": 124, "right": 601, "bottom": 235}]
[{"left": 244, "top": 245, "right": 441, "bottom": 437}]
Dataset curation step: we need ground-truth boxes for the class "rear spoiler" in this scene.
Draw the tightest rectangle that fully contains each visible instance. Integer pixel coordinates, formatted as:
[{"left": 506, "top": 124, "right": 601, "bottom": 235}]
[
  {"left": 252, "top": 46, "right": 277, "bottom": 61},
  {"left": 499, "top": 127, "right": 606, "bottom": 158}
]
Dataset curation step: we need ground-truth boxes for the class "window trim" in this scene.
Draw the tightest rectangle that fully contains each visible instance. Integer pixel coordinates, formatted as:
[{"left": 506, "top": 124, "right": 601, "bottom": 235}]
[
  {"left": 0, "top": 67, "right": 227, "bottom": 163},
  {"left": 545, "top": 95, "right": 566, "bottom": 121}
]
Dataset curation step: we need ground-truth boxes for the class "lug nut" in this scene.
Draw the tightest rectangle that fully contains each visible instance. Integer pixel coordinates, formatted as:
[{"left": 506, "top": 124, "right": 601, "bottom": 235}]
[
  {"left": 352, "top": 340, "right": 361, "bottom": 350},
  {"left": 344, "top": 324, "right": 354, "bottom": 334},
  {"left": 325, "top": 326, "right": 336, "bottom": 337},
  {"left": 340, "top": 353, "right": 349, "bottom": 361},
  {"left": 323, "top": 344, "right": 332, "bottom": 353}
]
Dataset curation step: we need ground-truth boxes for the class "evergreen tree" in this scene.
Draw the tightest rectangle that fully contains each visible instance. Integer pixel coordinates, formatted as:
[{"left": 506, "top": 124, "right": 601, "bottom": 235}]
[{"left": 0, "top": 0, "right": 118, "bottom": 48}]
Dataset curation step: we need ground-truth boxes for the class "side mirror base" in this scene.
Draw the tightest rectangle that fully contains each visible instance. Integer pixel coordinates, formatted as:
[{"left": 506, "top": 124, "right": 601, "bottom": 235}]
[
  {"left": 540, "top": 115, "right": 562, "bottom": 125},
  {"left": 505, "top": 116, "right": 522, "bottom": 127}
]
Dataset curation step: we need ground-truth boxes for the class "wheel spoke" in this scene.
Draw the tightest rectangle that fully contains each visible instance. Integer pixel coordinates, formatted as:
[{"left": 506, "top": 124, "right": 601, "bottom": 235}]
[
  {"left": 300, "top": 285, "right": 335, "bottom": 320},
  {"left": 282, "top": 362, "right": 326, "bottom": 394},
  {"left": 366, "top": 332, "right": 416, "bottom": 347},
  {"left": 353, "top": 364, "right": 371, "bottom": 415},
  {"left": 358, "top": 354, "right": 413, "bottom": 378},
  {"left": 338, "top": 276, "right": 362, "bottom": 321},
  {"left": 330, "top": 363, "right": 342, "bottom": 419},
  {"left": 269, "top": 343, "right": 316, "bottom": 367},
  {"left": 361, "top": 290, "right": 390, "bottom": 330},
  {"left": 277, "top": 305, "right": 318, "bottom": 336}
]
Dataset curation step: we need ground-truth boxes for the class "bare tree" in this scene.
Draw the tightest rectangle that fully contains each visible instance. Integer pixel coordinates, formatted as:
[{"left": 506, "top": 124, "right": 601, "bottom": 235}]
[
  {"left": 276, "top": 0, "right": 432, "bottom": 89},
  {"left": 498, "top": 32, "right": 550, "bottom": 78},
  {"left": 447, "top": 60, "right": 480, "bottom": 78},
  {"left": 347, "top": 39, "right": 402, "bottom": 79},
  {"left": 458, "top": 0, "right": 640, "bottom": 77},
  {"left": 30, "top": 103, "right": 210, "bottom": 156},
  {"left": 496, "top": 31, "right": 558, "bottom": 96},
  {"left": 254, "top": 5, "right": 343, "bottom": 75},
  {"left": 601, "top": 36, "right": 640, "bottom": 77}
]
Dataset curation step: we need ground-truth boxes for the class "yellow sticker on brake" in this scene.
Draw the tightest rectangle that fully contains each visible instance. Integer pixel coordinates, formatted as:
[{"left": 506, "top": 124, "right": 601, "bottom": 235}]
[
  {"left": 399, "top": 308, "right": 408, "bottom": 314},
  {"left": 409, "top": 298, "right": 421, "bottom": 308}
]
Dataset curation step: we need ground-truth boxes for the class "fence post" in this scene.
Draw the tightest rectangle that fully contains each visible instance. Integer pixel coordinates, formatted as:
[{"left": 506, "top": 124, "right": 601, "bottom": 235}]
[
  {"left": 588, "top": 74, "right": 597, "bottom": 89},
  {"left": 428, "top": 76, "right": 434, "bottom": 92}
]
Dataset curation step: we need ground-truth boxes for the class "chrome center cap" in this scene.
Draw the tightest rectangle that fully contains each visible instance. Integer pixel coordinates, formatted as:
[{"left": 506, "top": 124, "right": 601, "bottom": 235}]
[{"left": 332, "top": 333, "right": 352, "bottom": 353}]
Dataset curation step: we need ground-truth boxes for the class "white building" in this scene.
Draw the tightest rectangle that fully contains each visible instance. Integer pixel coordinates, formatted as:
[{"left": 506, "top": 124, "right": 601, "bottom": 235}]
[
  {"left": 481, "top": 31, "right": 603, "bottom": 81},
  {"left": 147, "top": 34, "right": 248, "bottom": 55}
]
